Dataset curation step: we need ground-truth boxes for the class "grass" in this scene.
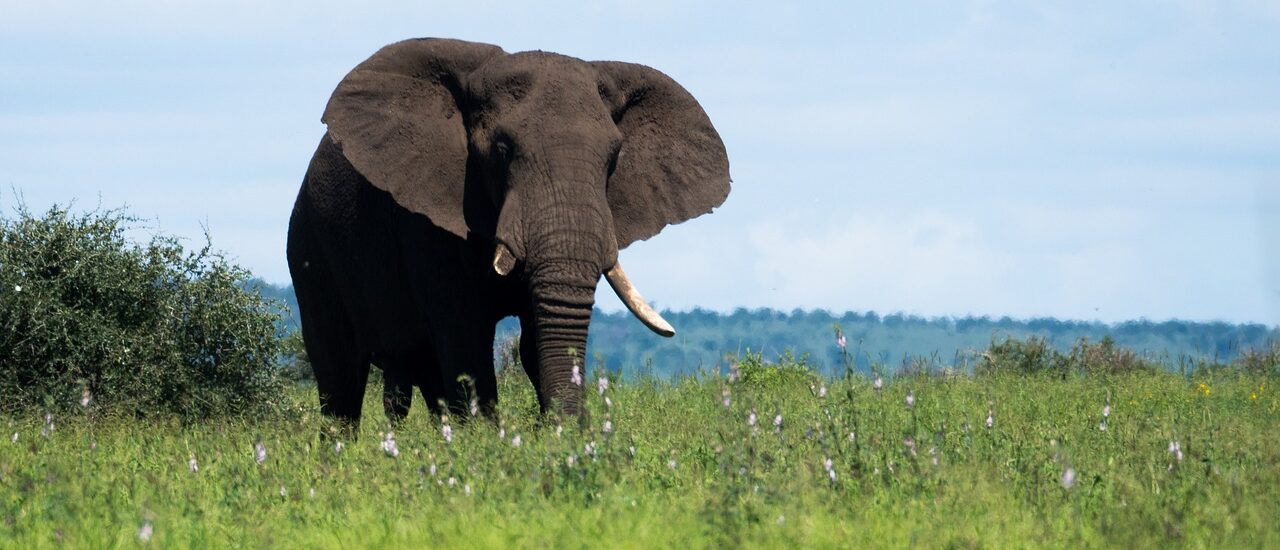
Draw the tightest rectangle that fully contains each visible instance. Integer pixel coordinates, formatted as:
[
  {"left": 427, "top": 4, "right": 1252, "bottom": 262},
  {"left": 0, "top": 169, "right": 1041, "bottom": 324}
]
[{"left": 2, "top": 361, "right": 1277, "bottom": 548}]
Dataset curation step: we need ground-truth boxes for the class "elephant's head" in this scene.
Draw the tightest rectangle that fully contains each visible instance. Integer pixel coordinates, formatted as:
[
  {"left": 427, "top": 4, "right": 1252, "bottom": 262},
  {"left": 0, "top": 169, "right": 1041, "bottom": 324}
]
[{"left": 322, "top": 38, "right": 729, "bottom": 413}]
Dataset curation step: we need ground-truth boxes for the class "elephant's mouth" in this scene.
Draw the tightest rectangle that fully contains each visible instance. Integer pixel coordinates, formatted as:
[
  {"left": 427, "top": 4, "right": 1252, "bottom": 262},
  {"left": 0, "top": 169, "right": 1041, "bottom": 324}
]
[{"left": 491, "top": 244, "right": 675, "bottom": 337}]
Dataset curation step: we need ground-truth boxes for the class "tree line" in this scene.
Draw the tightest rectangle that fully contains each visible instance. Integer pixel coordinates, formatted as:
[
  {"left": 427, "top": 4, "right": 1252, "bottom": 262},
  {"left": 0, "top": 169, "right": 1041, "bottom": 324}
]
[{"left": 253, "top": 281, "right": 1278, "bottom": 378}]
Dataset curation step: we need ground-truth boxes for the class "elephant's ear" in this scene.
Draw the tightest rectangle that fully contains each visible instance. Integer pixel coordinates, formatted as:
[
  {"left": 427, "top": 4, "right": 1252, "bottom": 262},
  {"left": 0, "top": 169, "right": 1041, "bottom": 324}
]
[
  {"left": 322, "top": 38, "right": 504, "bottom": 239},
  {"left": 592, "top": 61, "right": 730, "bottom": 249}
]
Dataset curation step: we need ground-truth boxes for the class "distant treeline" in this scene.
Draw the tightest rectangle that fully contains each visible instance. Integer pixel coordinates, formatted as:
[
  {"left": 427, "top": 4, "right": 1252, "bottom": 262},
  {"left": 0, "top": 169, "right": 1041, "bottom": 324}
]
[{"left": 251, "top": 280, "right": 1278, "bottom": 378}]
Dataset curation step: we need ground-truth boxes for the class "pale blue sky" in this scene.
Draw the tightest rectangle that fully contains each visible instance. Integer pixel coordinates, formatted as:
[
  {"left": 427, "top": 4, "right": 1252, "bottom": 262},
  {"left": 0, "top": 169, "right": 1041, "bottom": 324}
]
[{"left": 2, "top": 1, "right": 1277, "bottom": 324}]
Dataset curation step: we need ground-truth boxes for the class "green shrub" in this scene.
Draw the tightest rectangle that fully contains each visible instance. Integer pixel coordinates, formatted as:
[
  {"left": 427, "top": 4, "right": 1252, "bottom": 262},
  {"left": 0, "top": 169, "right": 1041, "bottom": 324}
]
[
  {"left": 977, "top": 335, "right": 1156, "bottom": 377},
  {"left": 1237, "top": 341, "right": 1280, "bottom": 375},
  {"left": 976, "top": 335, "right": 1065, "bottom": 375},
  {"left": 0, "top": 203, "right": 286, "bottom": 418},
  {"left": 736, "top": 350, "right": 818, "bottom": 390}
]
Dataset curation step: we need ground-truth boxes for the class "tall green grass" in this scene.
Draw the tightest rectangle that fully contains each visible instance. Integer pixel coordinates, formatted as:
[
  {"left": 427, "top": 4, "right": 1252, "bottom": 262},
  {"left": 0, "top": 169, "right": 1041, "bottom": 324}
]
[{"left": 2, "top": 359, "right": 1276, "bottom": 547}]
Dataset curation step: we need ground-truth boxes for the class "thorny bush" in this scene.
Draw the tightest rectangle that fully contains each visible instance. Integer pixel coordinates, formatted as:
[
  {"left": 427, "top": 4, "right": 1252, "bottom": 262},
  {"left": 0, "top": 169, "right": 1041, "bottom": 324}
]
[{"left": 0, "top": 203, "right": 286, "bottom": 418}]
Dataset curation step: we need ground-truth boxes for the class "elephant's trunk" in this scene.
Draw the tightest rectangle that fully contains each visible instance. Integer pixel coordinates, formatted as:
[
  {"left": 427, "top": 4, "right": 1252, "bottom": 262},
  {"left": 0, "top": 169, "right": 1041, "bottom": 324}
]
[{"left": 526, "top": 261, "right": 597, "bottom": 415}]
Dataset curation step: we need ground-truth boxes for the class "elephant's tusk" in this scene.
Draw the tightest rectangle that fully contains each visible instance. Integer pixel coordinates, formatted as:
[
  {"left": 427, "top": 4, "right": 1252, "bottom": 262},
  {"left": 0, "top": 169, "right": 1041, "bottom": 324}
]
[
  {"left": 493, "top": 243, "right": 517, "bottom": 276},
  {"left": 604, "top": 263, "right": 675, "bottom": 337}
]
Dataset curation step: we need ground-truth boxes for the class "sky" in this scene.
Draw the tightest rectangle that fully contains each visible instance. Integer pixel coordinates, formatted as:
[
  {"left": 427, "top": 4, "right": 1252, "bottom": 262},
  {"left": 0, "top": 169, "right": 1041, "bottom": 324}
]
[{"left": 2, "top": 1, "right": 1277, "bottom": 325}]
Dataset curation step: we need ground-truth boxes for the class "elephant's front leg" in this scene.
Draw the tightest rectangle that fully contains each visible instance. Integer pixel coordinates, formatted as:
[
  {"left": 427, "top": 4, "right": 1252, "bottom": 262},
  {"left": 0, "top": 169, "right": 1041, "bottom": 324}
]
[
  {"left": 430, "top": 317, "right": 499, "bottom": 419},
  {"left": 377, "top": 357, "right": 415, "bottom": 424}
]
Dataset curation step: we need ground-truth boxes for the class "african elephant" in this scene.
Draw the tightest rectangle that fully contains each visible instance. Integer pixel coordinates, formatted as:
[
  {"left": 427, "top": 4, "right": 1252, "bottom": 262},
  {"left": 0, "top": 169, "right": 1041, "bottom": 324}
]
[{"left": 287, "top": 38, "right": 729, "bottom": 428}]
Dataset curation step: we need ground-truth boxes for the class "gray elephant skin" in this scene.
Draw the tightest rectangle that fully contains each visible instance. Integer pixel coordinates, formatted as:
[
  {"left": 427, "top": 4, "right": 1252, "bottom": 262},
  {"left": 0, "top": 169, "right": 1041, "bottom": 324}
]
[{"left": 287, "top": 38, "right": 730, "bottom": 427}]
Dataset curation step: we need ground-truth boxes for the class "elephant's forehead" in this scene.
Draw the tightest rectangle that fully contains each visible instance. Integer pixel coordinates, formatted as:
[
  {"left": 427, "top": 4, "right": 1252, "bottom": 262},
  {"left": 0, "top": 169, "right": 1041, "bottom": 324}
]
[{"left": 474, "top": 51, "right": 597, "bottom": 92}]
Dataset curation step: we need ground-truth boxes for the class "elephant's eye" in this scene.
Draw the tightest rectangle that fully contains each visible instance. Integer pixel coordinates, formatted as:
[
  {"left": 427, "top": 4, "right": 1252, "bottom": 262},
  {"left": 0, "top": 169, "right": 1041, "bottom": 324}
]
[{"left": 493, "top": 137, "right": 513, "bottom": 164}]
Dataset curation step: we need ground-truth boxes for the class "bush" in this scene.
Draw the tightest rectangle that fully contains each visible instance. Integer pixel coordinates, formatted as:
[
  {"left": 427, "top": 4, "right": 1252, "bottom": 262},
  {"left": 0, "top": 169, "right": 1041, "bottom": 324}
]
[
  {"left": 0, "top": 203, "right": 286, "bottom": 418},
  {"left": 736, "top": 350, "right": 818, "bottom": 390},
  {"left": 1237, "top": 342, "right": 1280, "bottom": 375},
  {"left": 976, "top": 335, "right": 1064, "bottom": 375},
  {"left": 977, "top": 335, "right": 1156, "bottom": 377}
]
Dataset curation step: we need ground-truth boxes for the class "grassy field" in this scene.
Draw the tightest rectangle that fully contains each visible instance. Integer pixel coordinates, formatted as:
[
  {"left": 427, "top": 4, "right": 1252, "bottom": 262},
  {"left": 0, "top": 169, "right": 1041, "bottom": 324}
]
[{"left": 2, "top": 360, "right": 1277, "bottom": 548}]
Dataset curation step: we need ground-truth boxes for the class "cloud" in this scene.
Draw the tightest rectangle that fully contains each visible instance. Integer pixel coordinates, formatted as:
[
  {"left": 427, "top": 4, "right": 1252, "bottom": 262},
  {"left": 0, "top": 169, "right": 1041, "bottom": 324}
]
[{"left": 738, "top": 202, "right": 1273, "bottom": 323}]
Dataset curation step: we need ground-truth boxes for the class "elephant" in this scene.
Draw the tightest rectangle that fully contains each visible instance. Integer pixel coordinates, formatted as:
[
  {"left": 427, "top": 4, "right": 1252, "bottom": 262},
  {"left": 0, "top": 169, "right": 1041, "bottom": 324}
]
[{"left": 287, "top": 38, "right": 730, "bottom": 428}]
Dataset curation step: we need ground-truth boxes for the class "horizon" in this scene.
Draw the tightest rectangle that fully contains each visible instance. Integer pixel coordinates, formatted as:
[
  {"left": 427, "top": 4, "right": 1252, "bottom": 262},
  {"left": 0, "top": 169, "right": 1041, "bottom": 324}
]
[{"left": 3, "top": 2, "right": 1277, "bottom": 325}]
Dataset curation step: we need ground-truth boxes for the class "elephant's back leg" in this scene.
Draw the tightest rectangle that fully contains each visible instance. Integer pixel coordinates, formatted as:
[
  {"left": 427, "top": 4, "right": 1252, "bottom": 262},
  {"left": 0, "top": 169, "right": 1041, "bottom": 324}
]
[
  {"left": 289, "top": 136, "right": 373, "bottom": 432},
  {"left": 294, "top": 273, "right": 370, "bottom": 431},
  {"left": 375, "top": 348, "right": 443, "bottom": 422}
]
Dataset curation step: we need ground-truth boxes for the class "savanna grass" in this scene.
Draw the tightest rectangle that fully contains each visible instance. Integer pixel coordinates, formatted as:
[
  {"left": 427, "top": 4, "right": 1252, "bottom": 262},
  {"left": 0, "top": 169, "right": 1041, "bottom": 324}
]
[{"left": 1, "top": 361, "right": 1277, "bottom": 548}]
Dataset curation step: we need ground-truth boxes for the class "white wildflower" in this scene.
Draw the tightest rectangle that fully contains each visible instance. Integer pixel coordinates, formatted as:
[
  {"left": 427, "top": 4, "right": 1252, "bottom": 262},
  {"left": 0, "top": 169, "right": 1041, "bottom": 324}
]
[
  {"left": 747, "top": 410, "right": 757, "bottom": 427},
  {"left": 469, "top": 397, "right": 479, "bottom": 417},
  {"left": 80, "top": 388, "right": 92, "bottom": 408},
  {"left": 722, "top": 388, "right": 731, "bottom": 408},
  {"left": 605, "top": 396, "right": 613, "bottom": 409},
  {"left": 464, "top": 484, "right": 472, "bottom": 496},
  {"left": 1061, "top": 467, "right": 1076, "bottom": 489},
  {"left": 137, "top": 521, "right": 153, "bottom": 542},
  {"left": 873, "top": 377, "right": 883, "bottom": 391},
  {"left": 334, "top": 440, "right": 344, "bottom": 454},
  {"left": 429, "top": 463, "right": 437, "bottom": 476},
  {"left": 986, "top": 409, "right": 994, "bottom": 429},
  {"left": 441, "top": 424, "right": 453, "bottom": 443},
  {"left": 597, "top": 376, "right": 609, "bottom": 395},
  {"left": 555, "top": 424, "right": 563, "bottom": 438},
  {"left": 905, "top": 391, "right": 915, "bottom": 409},
  {"left": 667, "top": 458, "right": 677, "bottom": 470},
  {"left": 818, "top": 384, "right": 828, "bottom": 398},
  {"left": 254, "top": 441, "right": 267, "bottom": 465},
  {"left": 447, "top": 477, "right": 457, "bottom": 487},
  {"left": 566, "top": 455, "right": 577, "bottom": 467},
  {"left": 1103, "top": 404, "right": 1111, "bottom": 418},
  {"left": 511, "top": 434, "right": 522, "bottom": 447},
  {"left": 13, "top": 285, "right": 21, "bottom": 293},
  {"left": 309, "top": 487, "right": 316, "bottom": 499},
  {"left": 188, "top": 454, "right": 199, "bottom": 473},
  {"left": 847, "top": 431, "right": 856, "bottom": 443},
  {"left": 280, "top": 486, "right": 287, "bottom": 498},
  {"left": 773, "top": 414, "right": 783, "bottom": 433},
  {"left": 602, "top": 420, "right": 613, "bottom": 434},
  {"left": 570, "top": 365, "right": 583, "bottom": 386},
  {"left": 1168, "top": 440, "right": 1183, "bottom": 462},
  {"left": 381, "top": 432, "right": 400, "bottom": 457},
  {"left": 836, "top": 334, "right": 847, "bottom": 350},
  {"left": 628, "top": 446, "right": 636, "bottom": 457},
  {"left": 10, "top": 432, "right": 17, "bottom": 443}
]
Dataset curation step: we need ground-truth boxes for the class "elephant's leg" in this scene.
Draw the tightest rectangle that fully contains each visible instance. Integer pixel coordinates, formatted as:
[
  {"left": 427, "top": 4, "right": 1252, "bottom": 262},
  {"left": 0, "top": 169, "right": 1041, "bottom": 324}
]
[
  {"left": 431, "top": 320, "right": 499, "bottom": 419},
  {"left": 518, "top": 314, "right": 548, "bottom": 412},
  {"left": 418, "top": 358, "right": 448, "bottom": 417},
  {"left": 300, "top": 307, "right": 370, "bottom": 433},
  {"left": 377, "top": 356, "right": 415, "bottom": 424}
]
